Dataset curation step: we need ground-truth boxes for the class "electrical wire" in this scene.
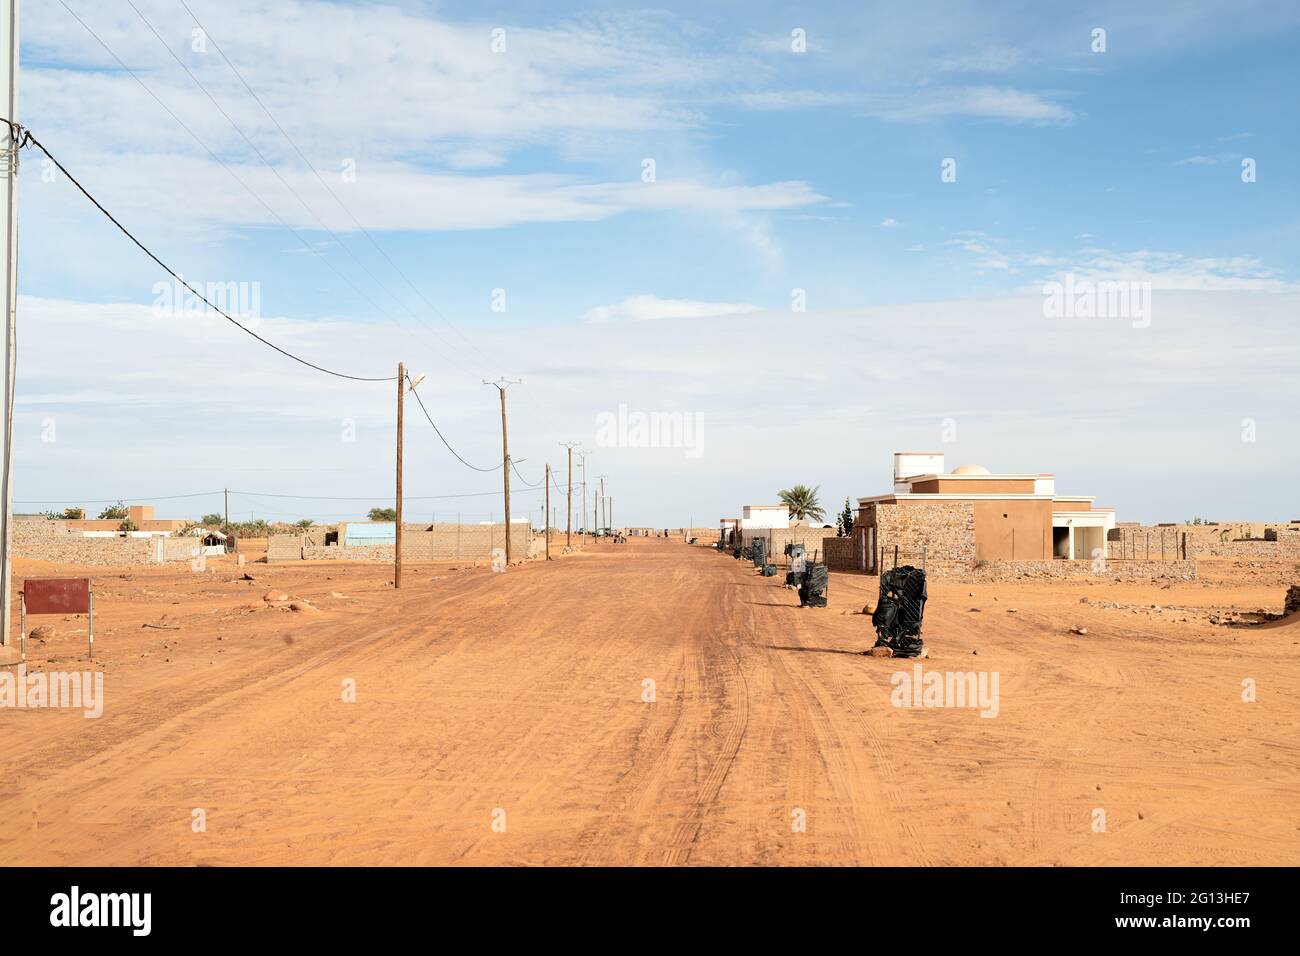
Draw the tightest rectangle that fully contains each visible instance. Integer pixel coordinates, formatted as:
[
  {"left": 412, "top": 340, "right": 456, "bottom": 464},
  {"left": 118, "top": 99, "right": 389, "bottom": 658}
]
[
  {"left": 125, "top": 0, "right": 473, "bottom": 374},
  {"left": 510, "top": 459, "right": 542, "bottom": 487},
  {"left": 4, "top": 119, "right": 395, "bottom": 383},
  {"left": 16, "top": 486, "right": 547, "bottom": 505},
  {"left": 46, "top": 2, "right": 404, "bottom": 380},
  {"left": 173, "top": 0, "right": 495, "bottom": 372},
  {"left": 404, "top": 377, "right": 501, "bottom": 473}
]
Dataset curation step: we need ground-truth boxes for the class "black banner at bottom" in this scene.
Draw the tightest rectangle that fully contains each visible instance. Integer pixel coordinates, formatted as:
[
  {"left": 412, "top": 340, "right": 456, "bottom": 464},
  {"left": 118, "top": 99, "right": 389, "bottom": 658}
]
[{"left": 1, "top": 866, "right": 1288, "bottom": 942}]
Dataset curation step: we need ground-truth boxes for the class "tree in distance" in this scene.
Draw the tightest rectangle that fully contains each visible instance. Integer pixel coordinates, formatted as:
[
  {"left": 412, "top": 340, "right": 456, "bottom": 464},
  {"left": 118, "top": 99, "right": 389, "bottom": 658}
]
[{"left": 778, "top": 484, "right": 825, "bottom": 523}]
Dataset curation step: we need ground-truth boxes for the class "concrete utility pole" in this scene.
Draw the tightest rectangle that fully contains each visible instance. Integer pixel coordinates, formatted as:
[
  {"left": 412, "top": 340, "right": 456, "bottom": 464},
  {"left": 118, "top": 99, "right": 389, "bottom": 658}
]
[
  {"left": 395, "top": 361, "right": 405, "bottom": 588},
  {"left": 559, "top": 441, "right": 579, "bottom": 548},
  {"left": 544, "top": 462, "right": 551, "bottom": 561},
  {"left": 224, "top": 488, "right": 229, "bottom": 529},
  {"left": 0, "top": 0, "right": 18, "bottom": 651},
  {"left": 483, "top": 378, "right": 521, "bottom": 564}
]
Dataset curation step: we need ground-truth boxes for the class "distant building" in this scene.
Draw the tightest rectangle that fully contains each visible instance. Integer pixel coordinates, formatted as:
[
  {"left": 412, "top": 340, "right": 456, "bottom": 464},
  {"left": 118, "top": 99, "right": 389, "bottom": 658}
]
[
  {"left": 66, "top": 504, "right": 189, "bottom": 535},
  {"left": 851, "top": 451, "right": 1116, "bottom": 570},
  {"left": 740, "top": 504, "right": 790, "bottom": 530}
]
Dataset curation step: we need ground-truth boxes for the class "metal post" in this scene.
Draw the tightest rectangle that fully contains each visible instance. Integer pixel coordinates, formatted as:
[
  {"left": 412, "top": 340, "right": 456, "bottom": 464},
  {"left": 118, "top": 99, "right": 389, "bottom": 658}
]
[{"left": 88, "top": 588, "right": 93, "bottom": 659}]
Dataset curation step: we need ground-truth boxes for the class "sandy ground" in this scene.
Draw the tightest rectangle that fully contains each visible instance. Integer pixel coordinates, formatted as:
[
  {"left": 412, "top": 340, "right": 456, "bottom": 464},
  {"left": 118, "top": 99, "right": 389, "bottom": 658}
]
[{"left": 1, "top": 537, "right": 1297, "bottom": 866}]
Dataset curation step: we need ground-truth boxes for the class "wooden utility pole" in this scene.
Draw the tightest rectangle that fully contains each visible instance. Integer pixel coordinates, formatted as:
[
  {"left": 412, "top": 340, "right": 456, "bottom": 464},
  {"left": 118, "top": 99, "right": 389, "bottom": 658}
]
[
  {"left": 576, "top": 451, "right": 588, "bottom": 543},
  {"left": 544, "top": 462, "right": 551, "bottom": 560},
  {"left": 395, "top": 361, "right": 404, "bottom": 588},
  {"left": 559, "top": 441, "right": 579, "bottom": 548},
  {"left": 595, "top": 475, "right": 607, "bottom": 532},
  {"left": 224, "top": 487, "right": 229, "bottom": 529},
  {"left": 0, "top": 0, "right": 18, "bottom": 651},
  {"left": 483, "top": 378, "right": 521, "bottom": 564}
]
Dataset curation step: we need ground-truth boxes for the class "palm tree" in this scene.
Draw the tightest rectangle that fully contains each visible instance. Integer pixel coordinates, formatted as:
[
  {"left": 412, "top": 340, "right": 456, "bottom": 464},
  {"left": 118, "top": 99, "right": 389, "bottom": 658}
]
[{"left": 778, "top": 484, "right": 825, "bottom": 523}]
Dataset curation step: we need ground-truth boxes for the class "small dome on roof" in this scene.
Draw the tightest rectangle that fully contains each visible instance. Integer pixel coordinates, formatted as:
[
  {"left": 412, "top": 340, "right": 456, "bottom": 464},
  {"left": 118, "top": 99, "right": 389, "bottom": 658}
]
[{"left": 952, "top": 463, "right": 991, "bottom": 475}]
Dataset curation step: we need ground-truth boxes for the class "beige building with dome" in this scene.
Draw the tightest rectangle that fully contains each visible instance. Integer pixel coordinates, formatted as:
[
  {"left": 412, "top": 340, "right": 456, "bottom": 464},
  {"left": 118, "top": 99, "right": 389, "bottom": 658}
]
[{"left": 848, "top": 451, "right": 1116, "bottom": 570}]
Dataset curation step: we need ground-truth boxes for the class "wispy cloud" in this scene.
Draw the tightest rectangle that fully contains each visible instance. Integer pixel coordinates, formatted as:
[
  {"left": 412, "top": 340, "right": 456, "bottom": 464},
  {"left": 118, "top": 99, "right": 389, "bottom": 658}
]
[
  {"left": 862, "top": 86, "right": 1073, "bottom": 124},
  {"left": 583, "top": 295, "right": 762, "bottom": 323}
]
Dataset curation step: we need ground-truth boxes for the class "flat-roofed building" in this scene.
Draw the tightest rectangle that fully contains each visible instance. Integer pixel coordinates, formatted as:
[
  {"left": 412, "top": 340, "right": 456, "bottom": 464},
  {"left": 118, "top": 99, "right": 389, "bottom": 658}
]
[{"left": 851, "top": 451, "right": 1116, "bottom": 570}]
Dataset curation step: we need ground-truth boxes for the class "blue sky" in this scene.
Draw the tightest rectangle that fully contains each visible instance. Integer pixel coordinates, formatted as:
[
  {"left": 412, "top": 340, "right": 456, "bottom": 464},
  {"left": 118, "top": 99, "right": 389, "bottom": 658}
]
[{"left": 11, "top": 0, "right": 1300, "bottom": 525}]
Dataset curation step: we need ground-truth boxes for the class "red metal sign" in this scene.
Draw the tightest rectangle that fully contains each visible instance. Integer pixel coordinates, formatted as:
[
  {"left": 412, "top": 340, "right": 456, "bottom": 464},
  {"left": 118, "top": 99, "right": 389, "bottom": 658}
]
[{"left": 22, "top": 578, "right": 91, "bottom": 615}]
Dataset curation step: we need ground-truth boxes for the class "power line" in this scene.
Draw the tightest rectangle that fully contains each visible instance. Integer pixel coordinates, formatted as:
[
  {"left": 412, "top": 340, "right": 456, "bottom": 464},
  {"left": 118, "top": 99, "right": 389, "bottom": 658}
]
[
  {"left": 16, "top": 486, "right": 549, "bottom": 504},
  {"left": 48, "top": 1, "right": 410, "bottom": 377},
  {"left": 126, "top": 0, "right": 473, "bottom": 374},
  {"left": 7, "top": 119, "right": 393, "bottom": 383},
  {"left": 510, "top": 459, "right": 541, "bottom": 487},
  {"left": 173, "top": 0, "right": 495, "bottom": 372},
  {"left": 405, "top": 377, "right": 501, "bottom": 473},
  {"left": 15, "top": 491, "right": 223, "bottom": 505}
]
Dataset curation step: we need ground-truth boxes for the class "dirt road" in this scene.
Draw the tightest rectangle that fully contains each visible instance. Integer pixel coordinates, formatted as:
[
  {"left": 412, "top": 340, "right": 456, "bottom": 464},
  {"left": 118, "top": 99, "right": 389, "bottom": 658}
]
[{"left": 2, "top": 538, "right": 1297, "bottom": 865}]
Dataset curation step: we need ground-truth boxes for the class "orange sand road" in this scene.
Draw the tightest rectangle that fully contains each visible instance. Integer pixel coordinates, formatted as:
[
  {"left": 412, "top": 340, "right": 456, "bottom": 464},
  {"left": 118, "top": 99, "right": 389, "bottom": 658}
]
[{"left": 2, "top": 537, "right": 1298, "bottom": 865}]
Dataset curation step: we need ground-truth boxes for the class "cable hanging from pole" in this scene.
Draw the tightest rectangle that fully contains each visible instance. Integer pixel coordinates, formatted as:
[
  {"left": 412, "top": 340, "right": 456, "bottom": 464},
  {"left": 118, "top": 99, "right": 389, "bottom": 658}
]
[
  {"left": 405, "top": 375, "right": 501, "bottom": 473},
  {"left": 510, "top": 459, "right": 541, "bottom": 488},
  {"left": 2, "top": 119, "right": 395, "bottom": 383}
]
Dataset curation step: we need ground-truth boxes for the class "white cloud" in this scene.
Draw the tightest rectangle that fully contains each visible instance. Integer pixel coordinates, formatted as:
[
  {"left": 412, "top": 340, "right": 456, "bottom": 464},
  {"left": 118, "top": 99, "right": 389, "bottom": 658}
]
[
  {"left": 880, "top": 217, "right": 900, "bottom": 227},
  {"left": 16, "top": 289, "right": 1300, "bottom": 526},
  {"left": 583, "top": 295, "right": 763, "bottom": 323},
  {"left": 1050, "top": 249, "right": 1298, "bottom": 292},
  {"left": 862, "top": 86, "right": 1073, "bottom": 124}
]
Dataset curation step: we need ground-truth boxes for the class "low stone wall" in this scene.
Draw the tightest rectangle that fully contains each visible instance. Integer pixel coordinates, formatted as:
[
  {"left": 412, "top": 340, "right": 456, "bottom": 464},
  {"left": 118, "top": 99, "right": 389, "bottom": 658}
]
[
  {"left": 1113, "top": 524, "right": 1300, "bottom": 559},
  {"left": 740, "top": 526, "right": 838, "bottom": 562},
  {"left": 11, "top": 517, "right": 157, "bottom": 566},
  {"left": 944, "top": 558, "right": 1198, "bottom": 584},
  {"left": 823, "top": 536, "right": 857, "bottom": 570},
  {"left": 269, "top": 523, "right": 533, "bottom": 563}
]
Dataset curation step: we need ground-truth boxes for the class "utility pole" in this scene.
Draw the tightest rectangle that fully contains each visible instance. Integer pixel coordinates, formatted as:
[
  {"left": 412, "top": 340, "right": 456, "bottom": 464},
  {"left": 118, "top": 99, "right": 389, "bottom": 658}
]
[
  {"left": 224, "top": 488, "right": 229, "bottom": 529},
  {"left": 559, "top": 441, "right": 579, "bottom": 548},
  {"left": 483, "top": 378, "right": 521, "bottom": 564},
  {"left": 544, "top": 462, "right": 551, "bottom": 561},
  {"left": 595, "top": 476, "right": 608, "bottom": 532},
  {"left": 395, "top": 361, "right": 404, "bottom": 588},
  {"left": 610, "top": 496, "right": 614, "bottom": 532},
  {"left": 576, "top": 451, "right": 588, "bottom": 543},
  {"left": 0, "top": 0, "right": 18, "bottom": 651}
]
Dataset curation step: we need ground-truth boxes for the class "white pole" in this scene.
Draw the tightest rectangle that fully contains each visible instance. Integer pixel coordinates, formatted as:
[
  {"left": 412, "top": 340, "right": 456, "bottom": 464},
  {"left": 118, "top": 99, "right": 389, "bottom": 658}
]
[{"left": 0, "top": 0, "right": 19, "bottom": 650}]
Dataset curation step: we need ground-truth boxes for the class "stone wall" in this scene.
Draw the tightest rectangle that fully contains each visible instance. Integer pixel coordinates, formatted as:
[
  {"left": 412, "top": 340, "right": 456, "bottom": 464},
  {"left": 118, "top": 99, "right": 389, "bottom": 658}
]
[
  {"left": 953, "top": 558, "right": 1197, "bottom": 584},
  {"left": 740, "top": 526, "right": 839, "bottom": 561},
  {"left": 11, "top": 517, "right": 156, "bottom": 566},
  {"left": 268, "top": 523, "right": 532, "bottom": 563},
  {"left": 1112, "top": 524, "right": 1300, "bottom": 559},
  {"left": 823, "top": 536, "right": 858, "bottom": 571},
  {"left": 863, "top": 500, "right": 977, "bottom": 567}
]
